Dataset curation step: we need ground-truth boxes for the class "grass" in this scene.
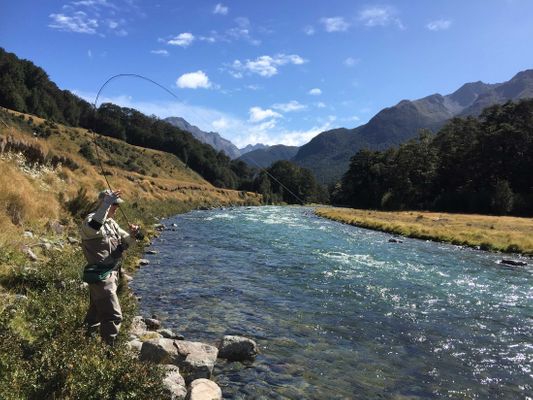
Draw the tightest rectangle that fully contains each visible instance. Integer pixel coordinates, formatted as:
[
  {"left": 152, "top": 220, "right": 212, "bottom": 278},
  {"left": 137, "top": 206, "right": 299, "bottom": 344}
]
[
  {"left": 315, "top": 207, "right": 533, "bottom": 255},
  {"left": 0, "top": 108, "right": 263, "bottom": 398}
]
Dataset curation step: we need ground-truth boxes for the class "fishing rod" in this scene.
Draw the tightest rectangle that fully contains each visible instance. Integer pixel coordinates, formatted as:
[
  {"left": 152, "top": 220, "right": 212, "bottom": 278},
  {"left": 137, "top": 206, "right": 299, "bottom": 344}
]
[{"left": 91, "top": 73, "right": 307, "bottom": 209}]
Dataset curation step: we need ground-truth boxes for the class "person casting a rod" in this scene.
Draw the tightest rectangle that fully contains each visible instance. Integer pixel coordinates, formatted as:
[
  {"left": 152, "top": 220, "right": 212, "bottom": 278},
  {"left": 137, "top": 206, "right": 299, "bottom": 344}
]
[{"left": 80, "top": 189, "right": 141, "bottom": 346}]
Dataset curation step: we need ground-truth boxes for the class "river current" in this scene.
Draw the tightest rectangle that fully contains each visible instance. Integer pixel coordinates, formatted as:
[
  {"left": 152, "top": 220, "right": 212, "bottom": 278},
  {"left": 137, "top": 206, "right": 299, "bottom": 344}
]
[{"left": 131, "top": 206, "right": 532, "bottom": 399}]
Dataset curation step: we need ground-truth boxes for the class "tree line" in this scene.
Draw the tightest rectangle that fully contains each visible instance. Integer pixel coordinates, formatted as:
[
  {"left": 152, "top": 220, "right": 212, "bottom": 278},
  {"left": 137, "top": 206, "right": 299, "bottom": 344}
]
[{"left": 332, "top": 99, "right": 533, "bottom": 216}]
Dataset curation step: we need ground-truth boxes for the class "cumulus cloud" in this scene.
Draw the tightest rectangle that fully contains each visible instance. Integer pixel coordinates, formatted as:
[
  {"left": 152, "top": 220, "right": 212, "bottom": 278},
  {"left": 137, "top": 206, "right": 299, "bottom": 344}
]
[
  {"left": 213, "top": 3, "right": 228, "bottom": 15},
  {"left": 359, "top": 6, "right": 404, "bottom": 29},
  {"left": 150, "top": 49, "right": 169, "bottom": 56},
  {"left": 168, "top": 32, "right": 195, "bottom": 47},
  {"left": 49, "top": 11, "right": 98, "bottom": 34},
  {"left": 249, "top": 107, "right": 282, "bottom": 122},
  {"left": 308, "top": 88, "right": 322, "bottom": 96},
  {"left": 176, "top": 71, "right": 212, "bottom": 89},
  {"left": 320, "top": 17, "right": 349, "bottom": 32},
  {"left": 426, "top": 19, "right": 452, "bottom": 31},
  {"left": 272, "top": 101, "right": 306, "bottom": 112},
  {"left": 315, "top": 102, "right": 326, "bottom": 108},
  {"left": 231, "top": 54, "right": 307, "bottom": 78}
]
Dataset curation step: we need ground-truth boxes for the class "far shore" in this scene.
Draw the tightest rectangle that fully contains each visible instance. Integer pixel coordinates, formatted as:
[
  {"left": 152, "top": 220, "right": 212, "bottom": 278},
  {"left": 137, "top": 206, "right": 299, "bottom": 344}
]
[{"left": 315, "top": 207, "right": 533, "bottom": 256}]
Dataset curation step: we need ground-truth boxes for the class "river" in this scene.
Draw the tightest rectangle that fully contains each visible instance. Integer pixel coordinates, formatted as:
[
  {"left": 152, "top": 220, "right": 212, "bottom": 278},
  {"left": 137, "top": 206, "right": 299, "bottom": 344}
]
[{"left": 131, "top": 206, "right": 532, "bottom": 399}]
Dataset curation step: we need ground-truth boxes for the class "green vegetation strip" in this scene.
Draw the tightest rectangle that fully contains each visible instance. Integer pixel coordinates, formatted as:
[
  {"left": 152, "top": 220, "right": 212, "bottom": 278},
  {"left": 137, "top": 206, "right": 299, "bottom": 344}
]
[
  {"left": 0, "top": 199, "right": 205, "bottom": 400},
  {"left": 315, "top": 207, "right": 533, "bottom": 255}
]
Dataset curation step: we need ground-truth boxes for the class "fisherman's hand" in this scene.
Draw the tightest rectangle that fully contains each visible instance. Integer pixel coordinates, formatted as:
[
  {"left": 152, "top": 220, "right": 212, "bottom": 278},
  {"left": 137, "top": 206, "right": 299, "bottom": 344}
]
[{"left": 102, "top": 189, "right": 122, "bottom": 206}]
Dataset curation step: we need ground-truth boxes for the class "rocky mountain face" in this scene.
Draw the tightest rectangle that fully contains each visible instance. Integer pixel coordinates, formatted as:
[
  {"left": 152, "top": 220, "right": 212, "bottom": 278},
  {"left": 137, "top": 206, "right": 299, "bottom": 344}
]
[
  {"left": 239, "top": 143, "right": 269, "bottom": 155},
  {"left": 293, "top": 69, "right": 533, "bottom": 184},
  {"left": 237, "top": 145, "right": 299, "bottom": 168},
  {"left": 165, "top": 117, "right": 241, "bottom": 159}
]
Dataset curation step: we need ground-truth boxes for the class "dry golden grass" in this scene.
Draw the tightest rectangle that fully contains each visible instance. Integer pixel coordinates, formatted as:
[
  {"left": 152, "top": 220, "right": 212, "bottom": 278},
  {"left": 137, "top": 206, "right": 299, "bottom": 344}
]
[{"left": 316, "top": 207, "right": 533, "bottom": 255}]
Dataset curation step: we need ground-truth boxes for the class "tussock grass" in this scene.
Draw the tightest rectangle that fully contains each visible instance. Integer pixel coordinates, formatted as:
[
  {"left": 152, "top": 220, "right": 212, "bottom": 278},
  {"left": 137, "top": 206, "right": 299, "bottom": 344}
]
[{"left": 316, "top": 207, "right": 533, "bottom": 255}]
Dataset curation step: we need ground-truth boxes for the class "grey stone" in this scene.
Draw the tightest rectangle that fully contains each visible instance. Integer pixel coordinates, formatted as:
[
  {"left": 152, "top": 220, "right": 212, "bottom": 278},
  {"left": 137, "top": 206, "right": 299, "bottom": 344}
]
[
  {"left": 40, "top": 242, "right": 52, "bottom": 251},
  {"left": 23, "top": 231, "right": 33, "bottom": 238},
  {"left": 123, "top": 273, "right": 133, "bottom": 282},
  {"left": 145, "top": 249, "right": 158, "bottom": 254},
  {"left": 144, "top": 317, "right": 161, "bottom": 330},
  {"left": 501, "top": 259, "right": 527, "bottom": 266},
  {"left": 126, "top": 339, "right": 143, "bottom": 355},
  {"left": 67, "top": 236, "right": 80, "bottom": 244},
  {"left": 163, "top": 365, "right": 187, "bottom": 400},
  {"left": 139, "top": 259, "right": 150, "bottom": 266},
  {"left": 187, "top": 379, "right": 222, "bottom": 400},
  {"left": 48, "top": 220, "right": 65, "bottom": 235},
  {"left": 218, "top": 335, "right": 258, "bottom": 362},
  {"left": 154, "top": 223, "right": 165, "bottom": 231},
  {"left": 158, "top": 329, "right": 185, "bottom": 340},
  {"left": 139, "top": 339, "right": 218, "bottom": 382},
  {"left": 130, "top": 315, "right": 148, "bottom": 337},
  {"left": 22, "top": 245, "right": 38, "bottom": 261}
]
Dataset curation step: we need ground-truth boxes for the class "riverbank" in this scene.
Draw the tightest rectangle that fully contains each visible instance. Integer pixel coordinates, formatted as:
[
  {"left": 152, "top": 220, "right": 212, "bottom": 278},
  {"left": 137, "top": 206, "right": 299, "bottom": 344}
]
[{"left": 315, "top": 207, "right": 533, "bottom": 255}]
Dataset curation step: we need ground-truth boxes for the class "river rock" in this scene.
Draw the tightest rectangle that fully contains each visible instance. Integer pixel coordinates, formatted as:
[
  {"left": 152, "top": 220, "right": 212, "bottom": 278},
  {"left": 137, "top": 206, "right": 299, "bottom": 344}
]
[
  {"left": 139, "top": 339, "right": 218, "bottom": 381},
  {"left": 218, "top": 335, "right": 258, "bottom": 361},
  {"left": 67, "top": 236, "right": 79, "bottom": 244},
  {"left": 163, "top": 365, "right": 187, "bottom": 400},
  {"left": 126, "top": 339, "right": 143, "bottom": 354},
  {"left": 187, "top": 379, "right": 222, "bottom": 400},
  {"left": 130, "top": 315, "right": 148, "bottom": 337},
  {"left": 154, "top": 223, "right": 165, "bottom": 231},
  {"left": 158, "top": 328, "right": 185, "bottom": 340},
  {"left": 146, "top": 250, "right": 158, "bottom": 254},
  {"left": 501, "top": 259, "right": 528, "bottom": 266},
  {"left": 144, "top": 317, "right": 161, "bottom": 330},
  {"left": 139, "top": 259, "right": 150, "bottom": 266},
  {"left": 388, "top": 238, "right": 403, "bottom": 243}
]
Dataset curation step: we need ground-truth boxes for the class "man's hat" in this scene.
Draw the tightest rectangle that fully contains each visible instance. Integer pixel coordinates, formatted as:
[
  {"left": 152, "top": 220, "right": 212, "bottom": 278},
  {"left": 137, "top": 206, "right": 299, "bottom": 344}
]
[{"left": 98, "top": 189, "right": 124, "bottom": 204}]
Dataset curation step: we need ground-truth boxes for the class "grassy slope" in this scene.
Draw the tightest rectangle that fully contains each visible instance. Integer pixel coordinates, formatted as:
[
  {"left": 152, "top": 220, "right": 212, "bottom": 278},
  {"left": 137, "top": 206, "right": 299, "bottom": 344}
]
[
  {"left": 316, "top": 207, "right": 533, "bottom": 255},
  {"left": 0, "top": 108, "right": 261, "bottom": 399}
]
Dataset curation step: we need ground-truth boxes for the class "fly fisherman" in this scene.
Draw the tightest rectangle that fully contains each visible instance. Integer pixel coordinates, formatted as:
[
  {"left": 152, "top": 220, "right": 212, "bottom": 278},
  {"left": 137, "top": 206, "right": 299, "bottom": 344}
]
[{"left": 80, "top": 189, "right": 140, "bottom": 346}]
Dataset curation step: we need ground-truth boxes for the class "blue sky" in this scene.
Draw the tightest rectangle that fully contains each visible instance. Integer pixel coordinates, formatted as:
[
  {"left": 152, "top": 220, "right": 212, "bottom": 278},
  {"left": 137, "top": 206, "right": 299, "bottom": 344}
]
[{"left": 2, "top": 0, "right": 533, "bottom": 147}]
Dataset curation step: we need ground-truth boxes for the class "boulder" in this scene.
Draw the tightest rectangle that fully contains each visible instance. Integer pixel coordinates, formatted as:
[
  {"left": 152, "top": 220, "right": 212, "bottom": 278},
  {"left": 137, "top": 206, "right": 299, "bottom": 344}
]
[
  {"left": 139, "top": 259, "right": 150, "bottom": 266},
  {"left": 158, "top": 328, "right": 185, "bottom": 340},
  {"left": 163, "top": 365, "right": 187, "bottom": 400},
  {"left": 126, "top": 339, "right": 143, "bottom": 354},
  {"left": 130, "top": 315, "right": 148, "bottom": 337},
  {"left": 146, "top": 250, "right": 158, "bottom": 254},
  {"left": 139, "top": 339, "right": 218, "bottom": 381},
  {"left": 187, "top": 379, "right": 222, "bottom": 400},
  {"left": 218, "top": 335, "right": 258, "bottom": 362},
  {"left": 388, "top": 238, "right": 403, "bottom": 243},
  {"left": 501, "top": 259, "right": 527, "bottom": 266},
  {"left": 144, "top": 317, "right": 161, "bottom": 330}
]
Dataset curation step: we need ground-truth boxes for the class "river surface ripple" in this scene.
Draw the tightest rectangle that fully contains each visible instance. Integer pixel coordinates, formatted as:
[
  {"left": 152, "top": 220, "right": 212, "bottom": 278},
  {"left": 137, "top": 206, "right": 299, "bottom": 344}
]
[{"left": 131, "top": 206, "right": 533, "bottom": 400}]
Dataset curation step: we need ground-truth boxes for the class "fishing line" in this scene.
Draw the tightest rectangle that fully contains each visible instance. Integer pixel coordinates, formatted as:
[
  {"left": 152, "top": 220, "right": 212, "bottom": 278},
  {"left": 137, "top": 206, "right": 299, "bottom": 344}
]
[{"left": 91, "top": 73, "right": 307, "bottom": 224}]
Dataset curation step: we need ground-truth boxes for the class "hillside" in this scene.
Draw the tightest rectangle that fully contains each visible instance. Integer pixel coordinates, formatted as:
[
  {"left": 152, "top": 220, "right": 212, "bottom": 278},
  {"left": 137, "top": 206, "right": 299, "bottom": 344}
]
[
  {"left": 294, "top": 69, "right": 533, "bottom": 184},
  {"left": 0, "top": 107, "right": 261, "bottom": 247},
  {"left": 165, "top": 116, "right": 241, "bottom": 159},
  {"left": 237, "top": 144, "right": 299, "bottom": 168}
]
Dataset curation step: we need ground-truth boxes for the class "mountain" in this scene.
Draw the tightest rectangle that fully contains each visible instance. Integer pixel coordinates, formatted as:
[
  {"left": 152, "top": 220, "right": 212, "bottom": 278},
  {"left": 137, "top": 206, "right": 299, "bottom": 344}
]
[
  {"left": 165, "top": 116, "right": 241, "bottom": 159},
  {"left": 239, "top": 143, "right": 269, "bottom": 155},
  {"left": 238, "top": 144, "right": 299, "bottom": 168},
  {"left": 293, "top": 69, "right": 533, "bottom": 184}
]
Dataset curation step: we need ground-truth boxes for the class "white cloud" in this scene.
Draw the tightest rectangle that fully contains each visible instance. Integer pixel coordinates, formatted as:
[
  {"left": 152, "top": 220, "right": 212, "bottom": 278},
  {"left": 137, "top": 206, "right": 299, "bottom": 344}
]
[
  {"left": 272, "top": 100, "right": 306, "bottom": 112},
  {"left": 72, "top": 0, "right": 116, "bottom": 9},
  {"left": 213, "top": 3, "right": 228, "bottom": 15},
  {"left": 249, "top": 107, "right": 282, "bottom": 122},
  {"left": 231, "top": 54, "right": 307, "bottom": 78},
  {"left": 315, "top": 102, "right": 326, "bottom": 108},
  {"left": 168, "top": 32, "right": 195, "bottom": 47},
  {"left": 426, "top": 19, "right": 452, "bottom": 31},
  {"left": 320, "top": 17, "right": 349, "bottom": 32},
  {"left": 358, "top": 6, "right": 404, "bottom": 29},
  {"left": 150, "top": 49, "right": 169, "bottom": 56},
  {"left": 308, "top": 88, "right": 322, "bottom": 96},
  {"left": 88, "top": 49, "right": 93, "bottom": 58},
  {"left": 49, "top": 11, "right": 98, "bottom": 34},
  {"left": 176, "top": 71, "right": 212, "bottom": 89},
  {"left": 108, "top": 19, "right": 119, "bottom": 29},
  {"left": 72, "top": 89, "right": 328, "bottom": 147},
  {"left": 303, "top": 25, "right": 315, "bottom": 35},
  {"left": 344, "top": 57, "right": 360, "bottom": 67}
]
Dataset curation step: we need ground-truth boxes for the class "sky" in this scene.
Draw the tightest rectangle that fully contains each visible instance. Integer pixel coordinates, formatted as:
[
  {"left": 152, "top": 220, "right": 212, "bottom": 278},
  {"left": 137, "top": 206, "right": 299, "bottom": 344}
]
[{"left": 1, "top": 0, "right": 533, "bottom": 148}]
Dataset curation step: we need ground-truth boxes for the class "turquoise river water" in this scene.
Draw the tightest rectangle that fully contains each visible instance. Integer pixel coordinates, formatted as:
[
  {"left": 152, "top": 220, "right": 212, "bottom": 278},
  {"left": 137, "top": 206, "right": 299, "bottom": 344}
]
[{"left": 131, "top": 206, "right": 532, "bottom": 400}]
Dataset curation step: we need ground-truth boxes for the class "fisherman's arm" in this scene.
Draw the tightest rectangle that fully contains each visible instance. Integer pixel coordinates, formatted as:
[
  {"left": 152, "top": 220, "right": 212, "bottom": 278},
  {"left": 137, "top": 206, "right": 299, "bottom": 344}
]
[{"left": 87, "top": 191, "right": 122, "bottom": 231}]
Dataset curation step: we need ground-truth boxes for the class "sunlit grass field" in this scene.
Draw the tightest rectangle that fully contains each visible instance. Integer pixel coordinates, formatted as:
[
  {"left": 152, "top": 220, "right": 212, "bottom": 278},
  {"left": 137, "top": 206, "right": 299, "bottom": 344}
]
[{"left": 316, "top": 207, "right": 533, "bottom": 255}]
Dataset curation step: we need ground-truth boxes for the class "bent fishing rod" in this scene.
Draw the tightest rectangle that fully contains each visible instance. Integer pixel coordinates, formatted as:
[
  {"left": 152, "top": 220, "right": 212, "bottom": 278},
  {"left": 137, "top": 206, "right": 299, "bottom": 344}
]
[{"left": 90, "top": 73, "right": 306, "bottom": 228}]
